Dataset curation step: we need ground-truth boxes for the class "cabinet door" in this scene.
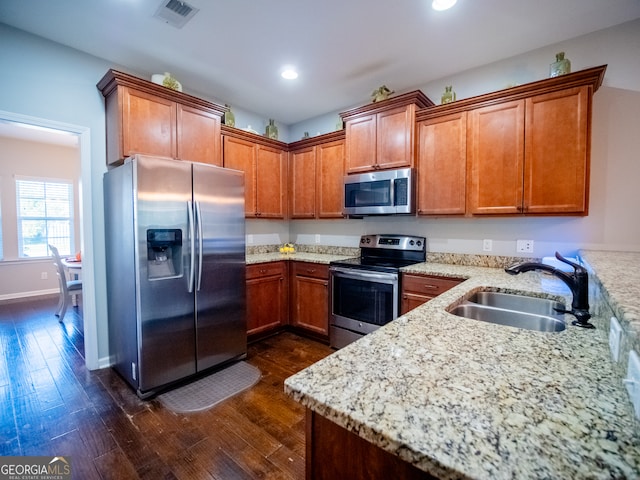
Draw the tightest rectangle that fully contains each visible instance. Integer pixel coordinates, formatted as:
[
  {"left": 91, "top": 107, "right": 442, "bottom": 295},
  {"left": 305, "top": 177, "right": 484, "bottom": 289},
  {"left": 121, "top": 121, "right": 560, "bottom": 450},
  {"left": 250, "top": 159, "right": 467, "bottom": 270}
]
[
  {"left": 256, "top": 145, "right": 286, "bottom": 218},
  {"left": 122, "top": 86, "right": 176, "bottom": 159},
  {"left": 223, "top": 136, "right": 256, "bottom": 216},
  {"left": 400, "top": 274, "right": 463, "bottom": 314},
  {"left": 524, "top": 86, "right": 589, "bottom": 214},
  {"left": 467, "top": 100, "right": 525, "bottom": 215},
  {"left": 177, "top": 105, "right": 221, "bottom": 166},
  {"left": 345, "top": 114, "right": 377, "bottom": 173},
  {"left": 417, "top": 112, "right": 467, "bottom": 215},
  {"left": 290, "top": 147, "right": 316, "bottom": 218},
  {"left": 246, "top": 263, "right": 287, "bottom": 336},
  {"left": 377, "top": 105, "right": 414, "bottom": 170},
  {"left": 316, "top": 140, "right": 345, "bottom": 218},
  {"left": 291, "top": 263, "right": 329, "bottom": 337}
]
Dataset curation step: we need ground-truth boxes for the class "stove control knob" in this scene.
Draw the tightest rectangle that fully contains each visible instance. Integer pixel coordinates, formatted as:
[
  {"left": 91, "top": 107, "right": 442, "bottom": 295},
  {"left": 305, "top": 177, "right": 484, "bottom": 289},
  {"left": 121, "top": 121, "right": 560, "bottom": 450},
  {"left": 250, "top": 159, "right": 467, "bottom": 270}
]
[
  {"left": 417, "top": 240, "right": 422, "bottom": 246},
  {"left": 409, "top": 240, "right": 415, "bottom": 245}
]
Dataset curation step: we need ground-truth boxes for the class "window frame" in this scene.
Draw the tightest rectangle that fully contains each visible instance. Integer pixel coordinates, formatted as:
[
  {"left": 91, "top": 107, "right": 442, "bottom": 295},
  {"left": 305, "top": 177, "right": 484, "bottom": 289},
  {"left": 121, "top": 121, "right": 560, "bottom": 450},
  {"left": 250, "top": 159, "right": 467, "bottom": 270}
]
[{"left": 15, "top": 175, "right": 75, "bottom": 259}]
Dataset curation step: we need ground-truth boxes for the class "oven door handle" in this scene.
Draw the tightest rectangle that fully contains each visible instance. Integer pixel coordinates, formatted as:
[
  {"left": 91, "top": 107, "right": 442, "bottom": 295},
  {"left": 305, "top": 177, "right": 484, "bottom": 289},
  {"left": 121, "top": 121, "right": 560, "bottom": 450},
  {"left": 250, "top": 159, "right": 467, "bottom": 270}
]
[{"left": 330, "top": 267, "right": 398, "bottom": 283}]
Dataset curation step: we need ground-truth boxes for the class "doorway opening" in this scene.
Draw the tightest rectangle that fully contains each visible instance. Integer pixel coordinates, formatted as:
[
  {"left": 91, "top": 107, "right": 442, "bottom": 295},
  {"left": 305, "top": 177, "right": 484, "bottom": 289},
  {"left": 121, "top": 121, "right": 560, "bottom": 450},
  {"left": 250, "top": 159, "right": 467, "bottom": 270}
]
[{"left": 0, "top": 110, "right": 99, "bottom": 370}]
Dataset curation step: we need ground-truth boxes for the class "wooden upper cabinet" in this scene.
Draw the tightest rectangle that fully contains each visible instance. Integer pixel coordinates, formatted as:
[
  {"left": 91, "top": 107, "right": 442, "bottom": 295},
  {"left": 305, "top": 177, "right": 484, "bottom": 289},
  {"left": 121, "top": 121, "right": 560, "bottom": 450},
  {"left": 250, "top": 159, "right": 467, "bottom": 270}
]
[
  {"left": 341, "top": 91, "right": 434, "bottom": 174},
  {"left": 289, "top": 132, "right": 345, "bottom": 219},
  {"left": 524, "top": 86, "right": 589, "bottom": 214},
  {"left": 120, "top": 87, "right": 176, "bottom": 160},
  {"left": 222, "top": 128, "right": 286, "bottom": 218},
  {"left": 290, "top": 146, "right": 316, "bottom": 218},
  {"left": 223, "top": 135, "right": 256, "bottom": 217},
  {"left": 417, "top": 112, "right": 467, "bottom": 215},
  {"left": 256, "top": 144, "right": 286, "bottom": 218},
  {"left": 377, "top": 106, "right": 415, "bottom": 170},
  {"left": 98, "top": 69, "right": 225, "bottom": 167},
  {"left": 344, "top": 114, "right": 377, "bottom": 173},
  {"left": 177, "top": 104, "right": 222, "bottom": 166},
  {"left": 419, "top": 65, "right": 605, "bottom": 217},
  {"left": 467, "top": 86, "right": 590, "bottom": 215},
  {"left": 467, "top": 100, "right": 525, "bottom": 215},
  {"left": 316, "top": 139, "right": 345, "bottom": 218}
]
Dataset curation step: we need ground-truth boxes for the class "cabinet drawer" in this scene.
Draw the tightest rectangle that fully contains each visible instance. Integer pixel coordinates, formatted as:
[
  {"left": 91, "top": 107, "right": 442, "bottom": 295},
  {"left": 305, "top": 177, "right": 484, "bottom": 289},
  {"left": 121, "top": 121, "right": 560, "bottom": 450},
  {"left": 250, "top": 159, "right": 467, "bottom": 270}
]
[
  {"left": 402, "top": 274, "right": 463, "bottom": 296},
  {"left": 247, "top": 262, "right": 287, "bottom": 280},
  {"left": 292, "top": 261, "right": 329, "bottom": 279}
]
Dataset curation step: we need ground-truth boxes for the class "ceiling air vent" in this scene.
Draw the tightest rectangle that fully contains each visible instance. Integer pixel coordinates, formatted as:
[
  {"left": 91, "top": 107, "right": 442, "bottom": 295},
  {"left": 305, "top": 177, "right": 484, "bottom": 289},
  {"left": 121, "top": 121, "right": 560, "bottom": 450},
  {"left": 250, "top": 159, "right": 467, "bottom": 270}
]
[{"left": 153, "top": 0, "right": 199, "bottom": 29}]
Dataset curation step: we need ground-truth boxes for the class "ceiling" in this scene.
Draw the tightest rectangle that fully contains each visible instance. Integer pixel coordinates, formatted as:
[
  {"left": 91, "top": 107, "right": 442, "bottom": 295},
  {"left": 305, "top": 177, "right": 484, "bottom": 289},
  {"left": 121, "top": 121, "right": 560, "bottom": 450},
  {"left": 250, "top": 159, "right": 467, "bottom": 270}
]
[{"left": 1, "top": 0, "right": 640, "bottom": 126}]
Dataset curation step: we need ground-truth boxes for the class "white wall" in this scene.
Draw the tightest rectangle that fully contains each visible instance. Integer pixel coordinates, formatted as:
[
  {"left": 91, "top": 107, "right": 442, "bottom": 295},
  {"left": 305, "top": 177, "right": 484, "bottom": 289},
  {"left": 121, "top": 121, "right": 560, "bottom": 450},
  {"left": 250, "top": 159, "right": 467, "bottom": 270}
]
[
  {"left": 0, "top": 136, "right": 81, "bottom": 298},
  {"left": 0, "top": 23, "right": 112, "bottom": 367}
]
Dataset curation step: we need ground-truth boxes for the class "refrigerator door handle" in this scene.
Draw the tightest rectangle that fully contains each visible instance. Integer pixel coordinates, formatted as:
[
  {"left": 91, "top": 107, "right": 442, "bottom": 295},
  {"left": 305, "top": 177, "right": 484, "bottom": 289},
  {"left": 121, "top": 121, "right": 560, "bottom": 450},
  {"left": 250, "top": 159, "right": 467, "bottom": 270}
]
[
  {"left": 187, "top": 200, "right": 196, "bottom": 293},
  {"left": 195, "top": 201, "right": 204, "bottom": 291}
]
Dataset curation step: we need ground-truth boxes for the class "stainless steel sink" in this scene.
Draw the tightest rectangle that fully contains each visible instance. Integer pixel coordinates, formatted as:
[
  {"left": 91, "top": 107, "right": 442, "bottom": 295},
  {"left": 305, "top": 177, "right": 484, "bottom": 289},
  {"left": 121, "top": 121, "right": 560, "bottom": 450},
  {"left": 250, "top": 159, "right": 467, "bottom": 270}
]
[
  {"left": 448, "top": 292, "right": 567, "bottom": 332},
  {"left": 467, "top": 291, "right": 566, "bottom": 317}
]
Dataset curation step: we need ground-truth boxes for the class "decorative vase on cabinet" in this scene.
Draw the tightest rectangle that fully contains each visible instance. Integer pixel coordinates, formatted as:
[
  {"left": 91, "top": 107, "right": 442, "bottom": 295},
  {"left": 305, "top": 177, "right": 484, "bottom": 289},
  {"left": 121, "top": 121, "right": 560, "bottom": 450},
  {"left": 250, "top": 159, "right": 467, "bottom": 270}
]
[
  {"left": 441, "top": 85, "right": 456, "bottom": 104},
  {"left": 549, "top": 52, "right": 571, "bottom": 78},
  {"left": 266, "top": 119, "right": 278, "bottom": 139},
  {"left": 224, "top": 104, "right": 235, "bottom": 127}
]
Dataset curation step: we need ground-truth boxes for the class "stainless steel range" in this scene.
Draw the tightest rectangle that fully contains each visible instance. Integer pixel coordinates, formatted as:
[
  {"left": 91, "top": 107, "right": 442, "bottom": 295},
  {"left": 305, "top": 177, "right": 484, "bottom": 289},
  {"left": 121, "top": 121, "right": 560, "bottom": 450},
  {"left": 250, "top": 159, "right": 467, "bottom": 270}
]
[{"left": 329, "top": 234, "right": 426, "bottom": 349}]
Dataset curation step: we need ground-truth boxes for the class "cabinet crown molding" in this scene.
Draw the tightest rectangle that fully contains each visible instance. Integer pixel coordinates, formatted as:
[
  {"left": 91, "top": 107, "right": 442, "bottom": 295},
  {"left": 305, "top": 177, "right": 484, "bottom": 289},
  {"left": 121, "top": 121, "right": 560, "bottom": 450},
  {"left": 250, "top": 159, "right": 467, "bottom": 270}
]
[
  {"left": 417, "top": 65, "right": 607, "bottom": 121},
  {"left": 340, "top": 90, "right": 434, "bottom": 120},
  {"left": 97, "top": 69, "right": 226, "bottom": 116}
]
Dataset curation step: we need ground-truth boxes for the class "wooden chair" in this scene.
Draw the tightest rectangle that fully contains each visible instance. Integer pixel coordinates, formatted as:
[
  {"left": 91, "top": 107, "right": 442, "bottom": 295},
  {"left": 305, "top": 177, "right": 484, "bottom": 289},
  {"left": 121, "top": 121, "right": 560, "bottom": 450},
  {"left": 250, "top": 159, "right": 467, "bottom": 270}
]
[{"left": 49, "top": 244, "right": 82, "bottom": 322}]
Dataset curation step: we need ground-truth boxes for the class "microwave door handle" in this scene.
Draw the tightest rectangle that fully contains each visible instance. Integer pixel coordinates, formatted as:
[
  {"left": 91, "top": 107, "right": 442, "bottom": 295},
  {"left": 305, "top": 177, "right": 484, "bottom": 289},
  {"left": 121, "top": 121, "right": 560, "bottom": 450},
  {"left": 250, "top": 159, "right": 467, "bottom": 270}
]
[{"left": 390, "top": 177, "right": 396, "bottom": 206}]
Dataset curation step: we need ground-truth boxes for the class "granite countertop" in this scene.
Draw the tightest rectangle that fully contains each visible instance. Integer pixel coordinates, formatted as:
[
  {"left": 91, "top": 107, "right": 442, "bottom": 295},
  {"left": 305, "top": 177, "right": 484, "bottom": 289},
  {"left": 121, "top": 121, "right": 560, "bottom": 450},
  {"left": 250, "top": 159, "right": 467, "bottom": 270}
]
[{"left": 284, "top": 253, "right": 640, "bottom": 479}]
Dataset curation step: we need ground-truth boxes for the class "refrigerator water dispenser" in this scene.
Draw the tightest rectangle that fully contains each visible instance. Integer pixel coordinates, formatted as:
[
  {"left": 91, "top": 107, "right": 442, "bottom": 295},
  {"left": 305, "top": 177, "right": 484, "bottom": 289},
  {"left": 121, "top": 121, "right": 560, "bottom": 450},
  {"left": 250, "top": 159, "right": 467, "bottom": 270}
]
[{"left": 147, "top": 229, "right": 182, "bottom": 279}]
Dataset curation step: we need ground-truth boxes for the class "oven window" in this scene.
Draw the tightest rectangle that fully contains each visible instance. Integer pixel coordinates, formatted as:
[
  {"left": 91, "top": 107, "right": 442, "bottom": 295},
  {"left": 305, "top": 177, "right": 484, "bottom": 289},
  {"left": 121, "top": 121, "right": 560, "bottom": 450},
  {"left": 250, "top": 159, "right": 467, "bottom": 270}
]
[
  {"left": 345, "top": 180, "right": 391, "bottom": 208},
  {"left": 332, "top": 275, "right": 395, "bottom": 326}
]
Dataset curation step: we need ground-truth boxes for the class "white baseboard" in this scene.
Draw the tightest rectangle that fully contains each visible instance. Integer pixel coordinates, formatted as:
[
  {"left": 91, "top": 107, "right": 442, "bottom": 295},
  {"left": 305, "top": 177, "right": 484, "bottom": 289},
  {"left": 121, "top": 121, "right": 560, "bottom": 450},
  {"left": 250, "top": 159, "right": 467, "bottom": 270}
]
[{"left": 0, "top": 288, "right": 59, "bottom": 302}]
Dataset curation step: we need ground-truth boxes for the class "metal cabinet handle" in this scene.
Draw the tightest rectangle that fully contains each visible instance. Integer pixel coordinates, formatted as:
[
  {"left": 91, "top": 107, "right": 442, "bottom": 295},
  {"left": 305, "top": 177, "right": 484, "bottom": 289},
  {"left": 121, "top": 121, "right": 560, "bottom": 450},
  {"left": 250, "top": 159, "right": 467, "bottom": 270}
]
[{"left": 423, "top": 284, "right": 439, "bottom": 290}]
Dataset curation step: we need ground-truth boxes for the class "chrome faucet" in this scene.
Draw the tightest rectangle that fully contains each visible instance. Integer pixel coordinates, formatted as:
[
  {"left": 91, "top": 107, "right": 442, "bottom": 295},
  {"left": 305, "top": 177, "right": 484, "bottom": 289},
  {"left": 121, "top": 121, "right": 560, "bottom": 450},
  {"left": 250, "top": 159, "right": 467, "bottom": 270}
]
[{"left": 505, "top": 252, "right": 594, "bottom": 329}]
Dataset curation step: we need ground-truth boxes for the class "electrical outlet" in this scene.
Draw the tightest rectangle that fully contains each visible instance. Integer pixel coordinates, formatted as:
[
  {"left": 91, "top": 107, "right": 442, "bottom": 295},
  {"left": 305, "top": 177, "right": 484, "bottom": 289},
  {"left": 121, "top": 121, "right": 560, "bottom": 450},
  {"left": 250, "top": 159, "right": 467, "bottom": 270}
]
[
  {"left": 609, "top": 316, "right": 622, "bottom": 362},
  {"left": 624, "top": 350, "right": 640, "bottom": 419},
  {"left": 482, "top": 239, "right": 493, "bottom": 252},
  {"left": 247, "top": 234, "right": 254, "bottom": 244},
  {"left": 315, "top": 234, "right": 321, "bottom": 244},
  {"left": 516, "top": 239, "right": 534, "bottom": 253},
  {"left": 41, "top": 272, "right": 48, "bottom": 280}
]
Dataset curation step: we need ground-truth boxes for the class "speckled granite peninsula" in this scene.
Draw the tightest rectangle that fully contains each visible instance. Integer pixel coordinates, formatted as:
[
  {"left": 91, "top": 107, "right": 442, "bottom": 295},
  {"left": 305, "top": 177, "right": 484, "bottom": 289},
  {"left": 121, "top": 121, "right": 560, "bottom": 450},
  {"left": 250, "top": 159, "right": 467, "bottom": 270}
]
[{"left": 283, "top": 249, "right": 640, "bottom": 479}]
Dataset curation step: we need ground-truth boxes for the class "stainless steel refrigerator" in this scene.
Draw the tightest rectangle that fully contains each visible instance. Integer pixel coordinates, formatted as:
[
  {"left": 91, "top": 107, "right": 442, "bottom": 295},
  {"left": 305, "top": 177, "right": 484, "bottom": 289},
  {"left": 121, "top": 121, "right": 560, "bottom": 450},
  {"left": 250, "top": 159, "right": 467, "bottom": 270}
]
[{"left": 104, "top": 154, "right": 246, "bottom": 398}]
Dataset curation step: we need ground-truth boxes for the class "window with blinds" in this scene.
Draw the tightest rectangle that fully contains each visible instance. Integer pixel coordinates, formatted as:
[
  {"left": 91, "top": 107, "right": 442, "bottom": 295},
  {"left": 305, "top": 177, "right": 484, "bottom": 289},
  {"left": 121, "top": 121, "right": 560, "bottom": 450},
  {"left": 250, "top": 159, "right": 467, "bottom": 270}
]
[{"left": 16, "top": 178, "right": 74, "bottom": 258}]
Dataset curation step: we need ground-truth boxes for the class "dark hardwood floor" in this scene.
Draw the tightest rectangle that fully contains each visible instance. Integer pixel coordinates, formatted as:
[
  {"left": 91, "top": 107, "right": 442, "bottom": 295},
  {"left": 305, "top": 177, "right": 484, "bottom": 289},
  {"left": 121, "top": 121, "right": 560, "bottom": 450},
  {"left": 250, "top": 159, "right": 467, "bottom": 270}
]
[{"left": 0, "top": 296, "right": 333, "bottom": 479}]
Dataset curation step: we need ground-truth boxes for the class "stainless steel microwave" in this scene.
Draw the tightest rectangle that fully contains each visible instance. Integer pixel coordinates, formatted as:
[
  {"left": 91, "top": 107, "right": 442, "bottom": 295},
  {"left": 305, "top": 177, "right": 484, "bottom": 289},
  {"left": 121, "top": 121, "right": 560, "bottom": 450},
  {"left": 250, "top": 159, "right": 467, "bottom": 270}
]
[{"left": 343, "top": 168, "right": 415, "bottom": 216}]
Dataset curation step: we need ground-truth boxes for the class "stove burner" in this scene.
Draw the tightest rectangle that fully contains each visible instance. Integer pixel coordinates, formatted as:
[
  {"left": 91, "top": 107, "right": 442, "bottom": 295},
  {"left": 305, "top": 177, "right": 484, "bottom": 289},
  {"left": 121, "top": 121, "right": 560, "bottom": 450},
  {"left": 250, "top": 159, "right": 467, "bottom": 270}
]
[{"left": 330, "top": 234, "right": 426, "bottom": 273}]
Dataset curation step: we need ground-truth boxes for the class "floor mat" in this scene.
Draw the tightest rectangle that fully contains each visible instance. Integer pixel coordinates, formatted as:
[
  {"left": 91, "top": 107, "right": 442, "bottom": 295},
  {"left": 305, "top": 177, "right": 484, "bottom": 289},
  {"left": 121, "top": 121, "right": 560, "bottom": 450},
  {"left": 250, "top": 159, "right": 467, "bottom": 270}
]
[{"left": 157, "top": 361, "right": 261, "bottom": 413}]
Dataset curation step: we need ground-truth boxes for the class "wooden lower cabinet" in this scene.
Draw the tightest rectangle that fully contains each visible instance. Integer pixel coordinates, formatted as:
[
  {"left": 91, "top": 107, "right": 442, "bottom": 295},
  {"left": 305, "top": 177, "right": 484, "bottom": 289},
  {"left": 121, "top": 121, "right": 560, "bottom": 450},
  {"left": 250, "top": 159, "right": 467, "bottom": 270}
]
[
  {"left": 401, "top": 273, "right": 463, "bottom": 314},
  {"left": 306, "top": 410, "right": 434, "bottom": 480},
  {"left": 290, "top": 262, "right": 330, "bottom": 339},
  {"left": 246, "top": 262, "right": 288, "bottom": 338}
]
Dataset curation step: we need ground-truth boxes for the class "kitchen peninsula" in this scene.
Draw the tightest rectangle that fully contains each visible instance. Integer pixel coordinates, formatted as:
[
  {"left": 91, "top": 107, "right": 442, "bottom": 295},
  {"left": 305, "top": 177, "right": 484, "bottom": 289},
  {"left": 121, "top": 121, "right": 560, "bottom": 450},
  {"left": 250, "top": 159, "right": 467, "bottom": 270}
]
[{"left": 284, "top": 250, "right": 640, "bottom": 479}]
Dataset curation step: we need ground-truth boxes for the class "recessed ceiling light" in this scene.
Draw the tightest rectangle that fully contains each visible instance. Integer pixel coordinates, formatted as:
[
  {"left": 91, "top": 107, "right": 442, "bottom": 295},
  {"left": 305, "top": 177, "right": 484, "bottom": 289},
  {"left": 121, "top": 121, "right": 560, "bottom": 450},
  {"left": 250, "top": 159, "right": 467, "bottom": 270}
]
[
  {"left": 281, "top": 68, "right": 298, "bottom": 80},
  {"left": 432, "top": 0, "right": 457, "bottom": 11}
]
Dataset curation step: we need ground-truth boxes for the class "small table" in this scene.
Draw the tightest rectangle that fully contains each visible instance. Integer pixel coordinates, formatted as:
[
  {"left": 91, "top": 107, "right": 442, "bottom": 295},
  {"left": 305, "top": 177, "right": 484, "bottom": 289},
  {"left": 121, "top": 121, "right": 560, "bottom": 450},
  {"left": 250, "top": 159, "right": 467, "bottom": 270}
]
[{"left": 61, "top": 257, "right": 82, "bottom": 305}]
